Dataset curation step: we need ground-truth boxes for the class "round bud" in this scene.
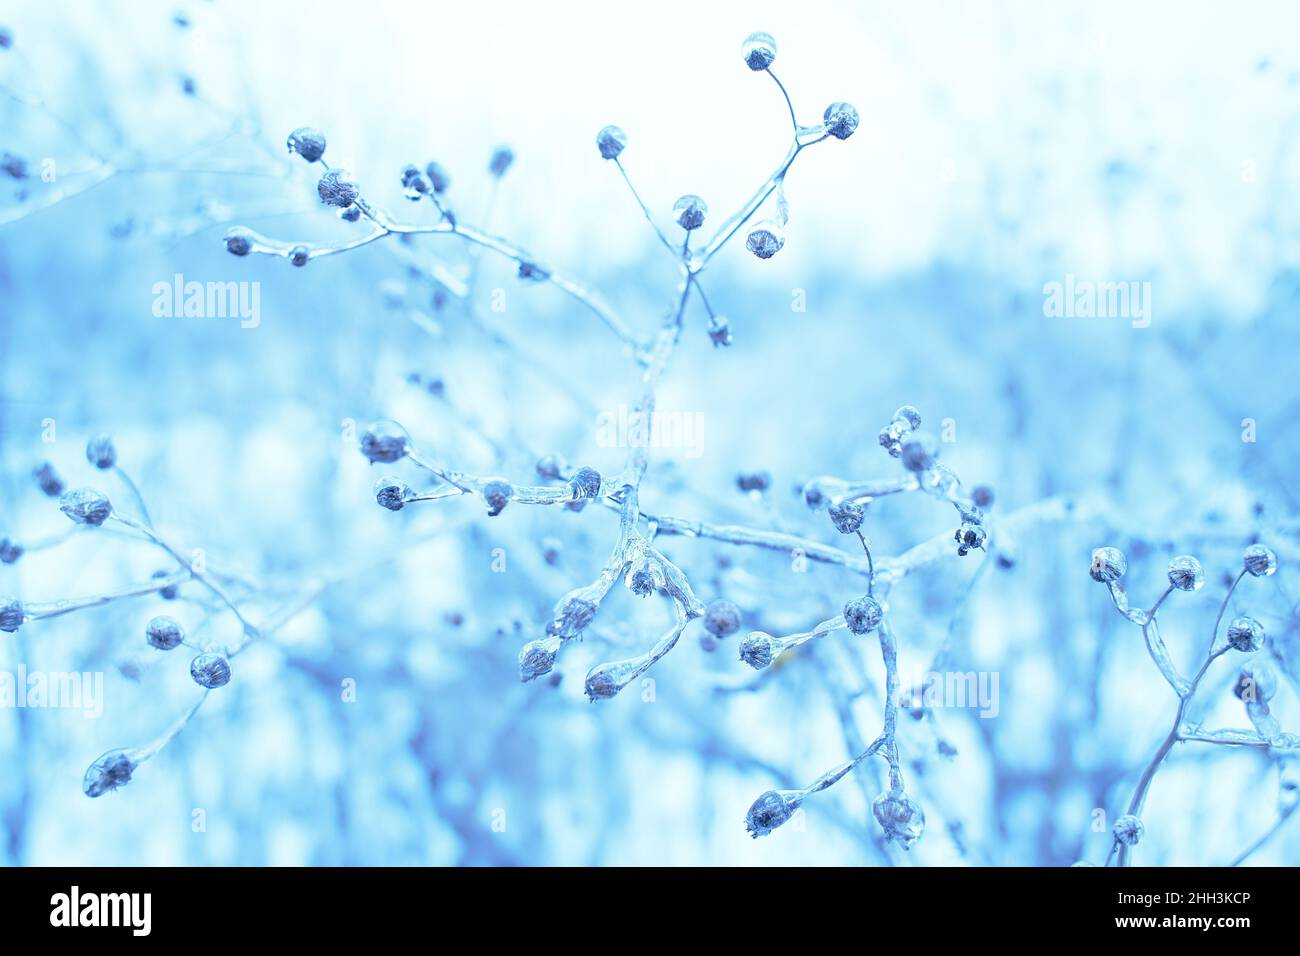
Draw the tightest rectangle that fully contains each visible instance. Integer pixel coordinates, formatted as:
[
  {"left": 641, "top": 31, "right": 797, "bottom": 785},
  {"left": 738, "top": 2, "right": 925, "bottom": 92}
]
[
  {"left": 746, "top": 790, "right": 798, "bottom": 838},
  {"left": 0, "top": 597, "right": 23, "bottom": 633},
  {"left": 673, "top": 194, "right": 708, "bottom": 231},
  {"left": 59, "top": 488, "right": 112, "bottom": 526},
  {"left": 745, "top": 220, "right": 785, "bottom": 259},
  {"left": 535, "top": 454, "right": 568, "bottom": 480},
  {"left": 1243, "top": 544, "right": 1277, "bottom": 578},
  {"left": 1227, "top": 616, "right": 1265, "bottom": 653},
  {"left": 488, "top": 146, "right": 515, "bottom": 178},
  {"left": 33, "top": 461, "right": 64, "bottom": 497},
  {"left": 145, "top": 615, "right": 184, "bottom": 650},
  {"left": 519, "top": 639, "right": 558, "bottom": 682},
  {"left": 569, "top": 466, "right": 602, "bottom": 500},
  {"left": 736, "top": 472, "right": 771, "bottom": 493},
  {"left": 704, "top": 598, "right": 742, "bottom": 638},
  {"left": 152, "top": 569, "right": 179, "bottom": 600},
  {"left": 900, "top": 434, "right": 937, "bottom": 473},
  {"left": 894, "top": 405, "right": 922, "bottom": 430},
  {"left": 0, "top": 538, "right": 22, "bottom": 564},
  {"left": 190, "top": 653, "right": 232, "bottom": 689},
  {"left": 872, "top": 791, "right": 925, "bottom": 848},
  {"left": 358, "top": 420, "right": 409, "bottom": 464},
  {"left": 1167, "top": 555, "right": 1204, "bottom": 592},
  {"left": 286, "top": 127, "right": 326, "bottom": 163},
  {"left": 85, "top": 435, "right": 116, "bottom": 470},
  {"left": 224, "top": 227, "right": 253, "bottom": 256},
  {"left": 828, "top": 500, "right": 864, "bottom": 534},
  {"left": 844, "top": 595, "right": 883, "bottom": 635},
  {"left": 83, "top": 749, "right": 136, "bottom": 798},
  {"left": 739, "top": 631, "right": 775, "bottom": 669},
  {"left": 954, "top": 520, "right": 987, "bottom": 556},
  {"left": 741, "top": 31, "right": 777, "bottom": 71},
  {"left": 400, "top": 164, "right": 430, "bottom": 198},
  {"left": 374, "top": 476, "right": 411, "bottom": 511},
  {"left": 823, "top": 101, "right": 860, "bottom": 140},
  {"left": 1234, "top": 661, "right": 1278, "bottom": 703},
  {"left": 1090, "top": 547, "right": 1127, "bottom": 583},
  {"left": 424, "top": 161, "right": 451, "bottom": 194},
  {"left": 971, "top": 485, "right": 995, "bottom": 509},
  {"left": 1112, "top": 814, "right": 1143, "bottom": 847},
  {"left": 482, "top": 480, "right": 513, "bottom": 517},
  {"left": 596, "top": 125, "right": 627, "bottom": 160},
  {"left": 317, "top": 169, "right": 359, "bottom": 208},
  {"left": 289, "top": 245, "right": 310, "bottom": 267}
]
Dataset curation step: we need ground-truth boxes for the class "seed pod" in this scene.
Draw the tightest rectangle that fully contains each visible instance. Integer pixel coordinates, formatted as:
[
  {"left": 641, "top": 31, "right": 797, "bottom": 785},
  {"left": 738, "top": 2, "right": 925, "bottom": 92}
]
[
  {"left": 286, "top": 127, "right": 327, "bottom": 163},
  {"left": 374, "top": 476, "right": 412, "bottom": 511},
  {"left": 1167, "top": 555, "right": 1204, "bottom": 591},
  {"left": 1112, "top": 813, "right": 1144, "bottom": 847},
  {"left": 673, "top": 194, "right": 707, "bottom": 231},
  {"left": 1227, "top": 616, "right": 1265, "bottom": 653},
  {"left": 1243, "top": 544, "right": 1277, "bottom": 578},
  {"left": 828, "top": 500, "right": 864, "bottom": 534},
  {"left": 317, "top": 169, "right": 359, "bottom": 208},
  {"left": 83, "top": 749, "right": 137, "bottom": 798},
  {"left": 190, "top": 653, "right": 232, "bottom": 689},
  {"left": 823, "top": 101, "right": 860, "bottom": 140},
  {"left": 704, "top": 599, "right": 741, "bottom": 638},
  {"left": 843, "top": 595, "right": 883, "bottom": 635},
  {"left": 224, "top": 227, "right": 253, "bottom": 256},
  {"left": 873, "top": 791, "right": 925, "bottom": 848},
  {"left": 146, "top": 615, "right": 184, "bottom": 650},
  {"left": 482, "top": 480, "right": 513, "bottom": 517},
  {"left": 358, "top": 420, "right": 410, "bottom": 464},
  {"left": 568, "top": 466, "right": 602, "bottom": 500},
  {"left": 60, "top": 488, "right": 112, "bottom": 526},
  {"left": 85, "top": 434, "right": 117, "bottom": 469},
  {"left": 0, "top": 597, "right": 23, "bottom": 633},
  {"left": 739, "top": 630, "right": 775, "bottom": 669},
  {"left": 1090, "top": 547, "right": 1127, "bottom": 583},
  {"left": 741, "top": 31, "right": 777, "bottom": 71},
  {"left": 745, "top": 220, "right": 785, "bottom": 259},
  {"left": 596, "top": 125, "right": 627, "bottom": 160}
]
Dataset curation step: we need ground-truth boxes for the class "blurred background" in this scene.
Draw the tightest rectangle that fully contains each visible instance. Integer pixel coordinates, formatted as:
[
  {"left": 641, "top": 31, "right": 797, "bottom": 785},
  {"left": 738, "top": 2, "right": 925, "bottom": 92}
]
[{"left": 1, "top": 0, "right": 1299, "bottom": 865}]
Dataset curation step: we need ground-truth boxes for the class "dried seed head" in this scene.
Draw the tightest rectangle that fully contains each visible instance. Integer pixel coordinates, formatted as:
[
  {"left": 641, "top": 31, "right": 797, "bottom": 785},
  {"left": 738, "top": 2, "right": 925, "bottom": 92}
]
[
  {"left": 746, "top": 790, "right": 799, "bottom": 838},
  {"left": 1090, "top": 547, "right": 1127, "bottom": 583},
  {"left": 673, "top": 194, "right": 708, "bottom": 231},
  {"left": 745, "top": 220, "right": 785, "bottom": 259},
  {"left": 569, "top": 466, "right": 602, "bottom": 500},
  {"left": 519, "top": 639, "right": 558, "bottom": 682},
  {"left": 596, "top": 125, "right": 627, "bottom": 160},
  {"left": 844, "top": 595, "right": 883, "bottom": 635},
  {"left": 1243, "top": 544, "right": 1277, "bottom": 578},
  {"left": 1167, "top": 555, "right": 1204, "bottom": 592},
  {"left": 374, "top": 476, "right": 411, "bottom": 511},
  {"left": 60, "top": 488, "right": 112, "bottom": 526},
  {"left": 401, "top": 163, "right": 430, "bottom": 198},
  {"left": 482, "top": 480, "right": 513, "bottom": 517},
  {"left": 873, "top": 791, "right": 925, "bottom": 848},
  {"left": 741, "top": 31, "right": 777, "bottom": 71},
  {"left": 190, "top": 653, "right": 232, "bottom": 689},
  {"left": 33, "top": 461, "right": 64, "bottom": 497},
  {"left": 146, "top": 615, "right": 184, "bottom": 650},
  {"left": 823, "top": 101, "right": 860, "bottom": 140},
  {"left": 704, "top": 598, "right": 742, "bottom": 638},
  {"left": 1234, "top": 661, "right": 1278, "bottom": 703},
  {"left": 1112, "top": 813, "right": 1144, "bottom": 847},
  {"left": 1227, "top": 616, "right": 1265, "bottom": 653},
  {"left": 954, "top": 520, "right": 987, "bottom": 556},
  {"left": 289, "top": 245, "right": 310, "bottom": 267},
  {"left": 828, "top": 500, "right": 864, "bottom": 534},
  {"left": 584, "top": 667, "right": 620, "bottom": 701},
  {"left": 0, "top": 597, "right": 23, "bottom": 633},
  {"left": 85, "top": 434, "right": 117, "bottom": 469},
  {"left": 739, "top": 631, "right": 775, "bottom": 669},
  {"left": 358, "top": 420, "right": 410, "bottom": 464},
  {"left": 83, "top": 749, "right": 137, "bottom": 798},
  {"left": 317, "top": 169, "right": 359, "bottom": 207},
  {"left": 286, "top": 127, "right": 326, "bottom": 163},
  {"left": 548, "top": 595, "right": 597, "bottom": 639}
]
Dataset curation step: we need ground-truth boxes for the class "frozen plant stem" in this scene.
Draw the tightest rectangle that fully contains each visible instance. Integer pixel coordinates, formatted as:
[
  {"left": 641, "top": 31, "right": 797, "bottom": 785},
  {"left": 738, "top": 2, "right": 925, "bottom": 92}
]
[{"left": 109, "top": 513, "right": 259, "bottom": 637}]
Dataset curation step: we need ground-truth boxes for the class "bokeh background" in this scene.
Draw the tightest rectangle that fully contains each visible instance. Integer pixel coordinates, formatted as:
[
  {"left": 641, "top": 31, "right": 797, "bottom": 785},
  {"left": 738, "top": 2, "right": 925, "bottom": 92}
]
[{"left": 1, "top": 0, "right": 1299, "bottom": 865}]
